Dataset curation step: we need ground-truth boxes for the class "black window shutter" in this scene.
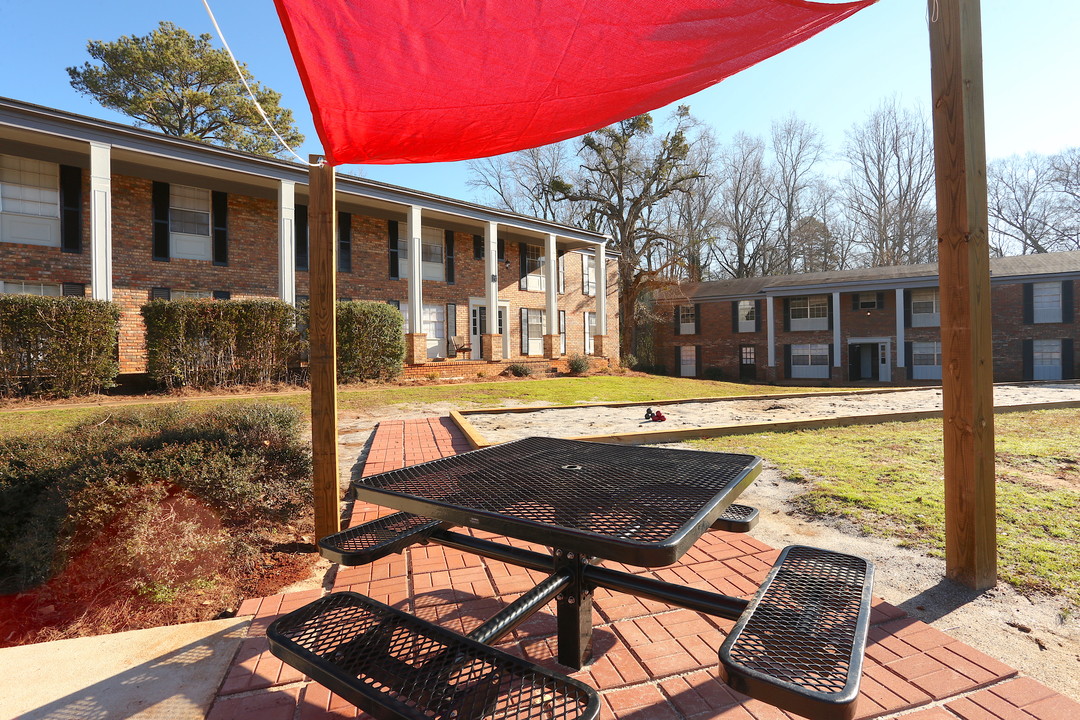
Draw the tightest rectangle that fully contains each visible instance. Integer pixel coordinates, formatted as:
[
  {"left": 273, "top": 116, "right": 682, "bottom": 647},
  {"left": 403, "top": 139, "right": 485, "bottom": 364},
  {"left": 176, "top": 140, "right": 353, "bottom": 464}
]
[
  {"left": 851, "top": 293, "right": 859, "bottom": 311},
  {"left": 877, "top": 291, "right": 885, "bottom": 310},
  {"left": 519, "top": 242, "right": 528, "bottom": 290},
  {"left": 337, "top": 211, "right": 352, "bottom": 272},
  {"left": 521, "top": 307, "right": 529, "bottom": 355},
  {"left": 388, "top": 220, "right": 399, "bottom": 279},
  {"left": 473, "top": 234, "right": 484, "bottom": 259},
  {"left": 694, "top": 303, "right": 702, "bottom": 334},
  {"left": 673, "top": 306, "right": 681, "bottom": 336},
  {"left": 497, "top": 238, "right": 505, "bottom": 261},
  {"left": 1022, "top": 339, "right": 1034, "bottom": 380},
  {"left": 1062, "top": 280, "right": 1074, "bottom": 323},
  {"left": 151, "top": 287, "right": 171, "bottom": 301},
  {"left": 152, "top": 181, "right": 170, "bottom": 261},
  {"left": 59, "top": 165, "right": 82, "bottom": 253},
  {"left": 1022, "top": 283, "right": 1033, "bottom": 324},
  {"left": 445, "top": 230, "right": 455, "bottom": 284},
  {"left": 731, "top": 301, "right": 739, "bottom": 333},
  {"left": 1063, "top": 339, "right": 1075, "bottom": 379},
  {"left": 903, "top": 289, "right": 912, "bottom": 327},
  {"left": 61, "top": 282, "right": 85, "bottom": 297},
  {"left": 695, "top": 346, "right": 703, "bottom": 377},
  {"left": 904, "top": 342, "right": 913, "bottom": 369},
  {"left": 558, "top": 250, "right": 566, "bottom": 294},
  {"left": 296, "top": 204, "right": 309, "bottom": 271},
  {"left": 673, "top": 347, "right": 680, "bottom": 377},
  {"left": 211, "top": 191, "right": 228, "bottom": 265},
  {"left": 827, "top": 298, "right": 834, "bottom": 330},
  {"left": 783, "top": 344, "right": 792, "bottom": 379},
  {"left": 828, "top": 344, "right": 834, "bottom": 369},
  {"left": 755, "top": 300, "right": 762, "bottom": 332},
  {"left": 213, "top": 290, "right": 231, "bottom": 300},
  {"left": 783, "top": 298, "right": 791, "bottom": 331}
]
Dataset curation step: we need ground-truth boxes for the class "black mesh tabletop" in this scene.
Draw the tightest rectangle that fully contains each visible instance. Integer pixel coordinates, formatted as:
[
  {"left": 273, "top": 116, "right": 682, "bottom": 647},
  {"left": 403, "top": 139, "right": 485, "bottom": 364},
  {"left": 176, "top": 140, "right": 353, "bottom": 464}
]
[{"left": 354, "top": 436, "right": 761, "bottom": 566}]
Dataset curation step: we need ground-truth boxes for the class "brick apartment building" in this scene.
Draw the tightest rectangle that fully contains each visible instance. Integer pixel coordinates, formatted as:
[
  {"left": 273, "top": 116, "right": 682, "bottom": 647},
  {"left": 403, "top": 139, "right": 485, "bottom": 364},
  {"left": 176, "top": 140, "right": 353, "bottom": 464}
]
[
  {"left": 656, "top": 252, "right": 1080, "bottom": 384},
  {"left": 0, "top": 97, "right": 619, "bottom": 376}
]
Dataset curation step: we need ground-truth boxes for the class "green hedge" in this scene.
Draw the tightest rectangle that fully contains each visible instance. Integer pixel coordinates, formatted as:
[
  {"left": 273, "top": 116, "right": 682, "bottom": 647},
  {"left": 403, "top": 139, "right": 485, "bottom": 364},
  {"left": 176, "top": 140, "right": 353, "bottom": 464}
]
[
  {"left": 0, "top": 295, "right": 119, "bottom": 397},
  {"left": 143, "top": 299, "right": 302, "bottom": 389},
  {"left": 333, "top": 301, "right": 405, "bottom": 382}
]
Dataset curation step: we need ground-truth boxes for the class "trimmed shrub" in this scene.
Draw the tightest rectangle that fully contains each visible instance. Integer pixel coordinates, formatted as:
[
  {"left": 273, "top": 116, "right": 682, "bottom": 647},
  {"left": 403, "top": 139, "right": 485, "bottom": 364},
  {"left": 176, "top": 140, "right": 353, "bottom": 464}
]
[
  {"left": 0, "top": 295, "right": 119, "bottom": 397},
  {"left": 620, "top": 354, "right": 639, "bottom": 371},
  {"left": 505, "top": 363, "right": 532, "bottom": 377},
  {"left": 143, "top": 299, "right": 302, "bottom": 389},
  {"left": 332, "top": 301, "right": 405, "bottom": 382},
  {"left": 703, "top": 366, "right": 724, "bottom": 381},
  {"left": 567, "top": 353, "right": 591, "bottom": 375}
]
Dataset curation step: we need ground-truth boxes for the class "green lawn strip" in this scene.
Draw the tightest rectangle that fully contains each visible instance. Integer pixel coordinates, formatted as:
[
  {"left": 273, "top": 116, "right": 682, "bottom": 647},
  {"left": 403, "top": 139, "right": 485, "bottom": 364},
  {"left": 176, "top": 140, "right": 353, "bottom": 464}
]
[
  {"left": 689, "top": 408, "right": 1080, "bottom": 604},
  {"left": 0, "top": 377, "right": 827, "bottom": 438}
]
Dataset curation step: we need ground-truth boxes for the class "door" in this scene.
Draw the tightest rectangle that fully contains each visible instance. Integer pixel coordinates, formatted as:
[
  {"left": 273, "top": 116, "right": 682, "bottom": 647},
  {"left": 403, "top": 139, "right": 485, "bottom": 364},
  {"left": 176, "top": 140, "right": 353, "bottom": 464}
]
[
  {"left": 469, "top": 304, "right": 508, "bottom": 360},
  {"left": 739, "top": 345, "right": 756, "bottom": 380},
  {"left": 878, "top": 342, "right": 891, "bottom": 382},
  {"left": 679, "top": 346, "right": 696, "bottom": 377}
]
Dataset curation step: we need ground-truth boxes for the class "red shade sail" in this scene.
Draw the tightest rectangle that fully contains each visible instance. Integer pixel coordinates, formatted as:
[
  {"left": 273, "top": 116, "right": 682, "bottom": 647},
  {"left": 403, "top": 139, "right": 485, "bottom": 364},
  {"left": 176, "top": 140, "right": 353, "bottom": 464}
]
[{"left": 274, "top": 0, "right": 875, "bottom": 166}]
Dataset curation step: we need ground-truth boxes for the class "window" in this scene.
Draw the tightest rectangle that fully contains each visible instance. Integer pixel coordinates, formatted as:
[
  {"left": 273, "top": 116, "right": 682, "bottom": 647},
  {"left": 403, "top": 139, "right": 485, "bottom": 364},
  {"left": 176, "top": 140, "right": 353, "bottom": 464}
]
[
  {"left": 584, "top": 311, "right": 596, "bottom": 354},
  {"left": 789, "top": 295, "right": 828, "bottom": 331},
  {"left": 582, "top": 254, "right": 596, "bottom": 296},
  {"left": 910, "top": 289, "right": 940, "bottom": 327},
  {"left": 740, "top": 345, "right": 755, "bottom": 365},
  {"left": 559, "top": 310, "right": 567, "bottom": 355},
  {"left": 522, "top": 244, "right": 545, "bottom": 292},
  {"left": 213, "top": 290, "right": 231, "bottom": 300},
  {"left": 911, "top": 341, "right": 942, "bottom": 380},
  {"left": 398, "top": 226, "right": 446, "bottom": 281},
  {"left": 400, "top": 303, "right": 446, "bottom": 359},
  {"left": 679, "top": 346, "right": 697, "bottom": 377},
  {"left": 790, "top": 343, "right": 829, "bottom": 379},
  {"left": 169, "top": 185, "right": 212, "bottom": 261},
  {"left": 0, "top": 280, "right": 61, "bottom": 296},
  {"left": 520, "top": 308, "right": 546, "bottom": 355},
  {"left": 678, "top": 305, "right": 696, "bottom": 335},
  {"left": 737, "top": 300, "right": 756, "bottom": 333},
  {"left": 1033, "top": 282, "right": 1062, "bottom": 324},
  {"left": 855, "top": 293, "right": 880, "bottom": 310},
  {"left": 0, "top": 154, "right": 60, "bottom": 247},
  {"left": 1033, "top": 339, "right": 1062, "bottom": 380},
  {"left": 171, "top": 289, "right": 212, "bottom": 300}
]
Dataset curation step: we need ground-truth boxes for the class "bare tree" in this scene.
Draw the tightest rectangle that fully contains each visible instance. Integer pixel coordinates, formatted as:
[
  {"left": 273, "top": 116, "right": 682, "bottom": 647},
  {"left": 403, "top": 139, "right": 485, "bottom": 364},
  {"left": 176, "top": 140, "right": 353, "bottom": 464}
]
[
  {"left": 467, "top": 143, "right": 584, "bottom": 226},
  {"left": 841, "top": 100, "right": 936, "bottom": 266},
  {"left": 659, "top": 131, "right": 722, "bottom": 282},
  {"left": 709, "top": 133, "right": 781, "bottom": 278},
  {"left": 1051, "top": 147, "right": 1080, "bottom": 249},
  {"left": 987, "top": 153, "right": 1073, "bottom": 255},
  {"left": 791, "top": 178, "right": 854, "bottom": 272},
  {"left": 770, "top": 115, "right": 824, "bottom": 274}
]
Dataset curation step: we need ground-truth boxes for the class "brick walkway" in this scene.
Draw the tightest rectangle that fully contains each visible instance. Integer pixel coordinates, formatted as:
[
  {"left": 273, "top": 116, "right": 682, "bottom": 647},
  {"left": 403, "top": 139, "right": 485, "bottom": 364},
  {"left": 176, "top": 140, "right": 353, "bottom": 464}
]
[{"left": 207, "top": 419, "right": 1079, "bottom": 720}]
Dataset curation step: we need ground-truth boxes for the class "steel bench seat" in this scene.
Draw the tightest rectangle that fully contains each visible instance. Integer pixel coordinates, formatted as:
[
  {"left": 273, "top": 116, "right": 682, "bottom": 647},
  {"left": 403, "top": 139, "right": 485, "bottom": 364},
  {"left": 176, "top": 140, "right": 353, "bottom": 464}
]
[
  {"left": 318, "top": 512, "right": 442, "bottom": 566},
  {"left": 268, "top": 591, "right": 600, "bottom": 720},
  {"left": 719, "top": 545, "right": 874, "bottom": 720},
  {"left": 709, "top": 503, "right": 760, "bottom": 533}
]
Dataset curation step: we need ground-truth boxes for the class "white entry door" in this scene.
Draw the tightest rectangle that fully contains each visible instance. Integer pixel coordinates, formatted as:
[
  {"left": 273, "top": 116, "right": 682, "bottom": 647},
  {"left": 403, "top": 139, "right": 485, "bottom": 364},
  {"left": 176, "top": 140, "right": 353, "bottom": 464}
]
[{"left": 469, "top": 302, "right": 508, "bottom": 360}]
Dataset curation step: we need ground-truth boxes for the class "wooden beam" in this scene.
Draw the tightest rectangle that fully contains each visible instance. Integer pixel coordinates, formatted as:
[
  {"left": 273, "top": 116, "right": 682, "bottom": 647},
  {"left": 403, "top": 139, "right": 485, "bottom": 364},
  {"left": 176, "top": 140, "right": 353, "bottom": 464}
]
[
  {"left": 308, "top": 155, "right": 341, "bottom": 540},
  {"left": 928, "top": 0, "right": 996, "bottom": 589}
]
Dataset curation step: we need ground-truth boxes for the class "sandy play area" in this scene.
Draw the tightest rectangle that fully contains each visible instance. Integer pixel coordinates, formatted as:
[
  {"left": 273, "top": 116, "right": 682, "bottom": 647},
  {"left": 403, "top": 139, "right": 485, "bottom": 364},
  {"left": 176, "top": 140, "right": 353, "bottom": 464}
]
[{"left": 463, "top": 383, "right": 1080, "bottom": 444}]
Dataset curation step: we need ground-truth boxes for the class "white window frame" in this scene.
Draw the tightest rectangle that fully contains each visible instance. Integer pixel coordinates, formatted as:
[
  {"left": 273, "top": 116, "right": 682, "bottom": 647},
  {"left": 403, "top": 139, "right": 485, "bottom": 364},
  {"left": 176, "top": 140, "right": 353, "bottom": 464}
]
[
  {"left": 790, "top": 343, "right": 830, "bottom": 379},
  {"left": 559, "top": 310, "right": 567, "bottom": 355},
  {"left": 170, "top": 289, "right": 212, "bottom": 300},
  {"left": 401, "top": 302, "right": 447, "bottom": 359},
  {"left": 169, "top": 184, "right": 212, "bottom": 261},
  {"left": 1033, "top": 339, "right": 1063, "bottom": 380},
  {"left": 399, "top": 226, "right": 446, "bottom": 281},
  {"left": 584, "top": 311, "right": 596, "bottom": 354},
  {"left": 857, "top": 293, "right": 879, "bottom": 310},
  {"left": 523, "top": 244, "right": 545, "bottom": 292},
  {"left": 910, "top": 288, "right": 940, "bottom": 327},
  {"left": 1033, "top": 282, "right": 1063, "bottom": 324},
  {"left": 911, "top": 341, "right": 942, "bottom": 380},
  {"left": 582, "top": 254, "right": 595, "bottom": 296},
  {"left": 521, "top": 307, "right": 546, "bottom": 355},
  {"left": 0, "top": 280, "right": 61, "bottom": 296},
  {"left": 679, "top": 345, "right": 697, "bottom": 377},
  {"left": 789, "top": 295, "right": 828, "bottom": 331},
  {"left": 679, "top": 305, "right": 696, "bottom": 335},
  {"left": 0, "top": 154, "right": 61, "bottom": 247},
  {"left": 737, "top": 300, "right": 756, "bottom": 333}
]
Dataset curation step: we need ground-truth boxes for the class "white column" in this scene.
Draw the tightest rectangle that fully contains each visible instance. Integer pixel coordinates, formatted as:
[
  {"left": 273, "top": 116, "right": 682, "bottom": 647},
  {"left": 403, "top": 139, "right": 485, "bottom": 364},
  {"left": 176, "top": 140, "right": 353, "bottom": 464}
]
[
  {"left": 832, "top": 291, "right": 842, "bottom": 367},
  {"left": 766, "top": 295, "right": 776, "bottom": 366},
  {"left": 594, "top": 241, "right": 607, "bottom": 336},
  {"left": 896, "top": 288, "right": 906, "bottom": 367},
  {"left": 89, "top": 142, "right": 112, "bottom": 301},
  {"left": 406, "top": 205, "right": 423, "bottom": 334},
  {"left": 544, "top": 233, "right": 558, "bottom": 331},
  {"left": 485, "top": 221, "right": 499, "bottom": 336},
  {"left": 278, "top": 180, "right": 296, "bottom": 304}
]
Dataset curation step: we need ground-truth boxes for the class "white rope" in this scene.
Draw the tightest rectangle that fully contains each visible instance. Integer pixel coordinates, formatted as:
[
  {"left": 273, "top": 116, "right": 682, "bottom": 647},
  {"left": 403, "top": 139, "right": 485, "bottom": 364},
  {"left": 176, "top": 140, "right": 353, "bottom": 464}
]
[
  {"left": 929, "top": 0, "right": 940, "bottom": 23},
  {"left": 200, "top": 0, "right": 317, "bottom": 165}
]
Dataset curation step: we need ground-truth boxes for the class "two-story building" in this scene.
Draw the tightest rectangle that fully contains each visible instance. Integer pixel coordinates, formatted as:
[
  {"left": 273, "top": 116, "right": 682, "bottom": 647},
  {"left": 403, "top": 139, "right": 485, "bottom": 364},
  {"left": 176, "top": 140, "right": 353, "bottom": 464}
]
[
  {"left": 657, "top": 253, "right": 1079, "bottom": 384},
  {"left": 0, "top": 97, "right": 619, "bottom": 377}
]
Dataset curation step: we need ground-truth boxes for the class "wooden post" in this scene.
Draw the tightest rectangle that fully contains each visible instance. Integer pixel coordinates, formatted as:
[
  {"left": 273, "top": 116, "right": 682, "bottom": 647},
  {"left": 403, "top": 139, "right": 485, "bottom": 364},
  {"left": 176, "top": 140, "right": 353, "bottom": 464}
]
[
  {"left": 308, "top": 155, "right": 341, "bottom": 540},
  {"left": 928, "top": 0, "right": 996, "bottom": 590}
]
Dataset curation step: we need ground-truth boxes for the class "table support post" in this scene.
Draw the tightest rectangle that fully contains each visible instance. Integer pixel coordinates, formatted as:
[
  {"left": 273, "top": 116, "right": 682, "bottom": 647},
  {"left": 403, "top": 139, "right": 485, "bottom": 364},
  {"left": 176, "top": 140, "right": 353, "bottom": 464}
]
[{"left": 554, "top": 550, "right": 593, "bottom": 669}]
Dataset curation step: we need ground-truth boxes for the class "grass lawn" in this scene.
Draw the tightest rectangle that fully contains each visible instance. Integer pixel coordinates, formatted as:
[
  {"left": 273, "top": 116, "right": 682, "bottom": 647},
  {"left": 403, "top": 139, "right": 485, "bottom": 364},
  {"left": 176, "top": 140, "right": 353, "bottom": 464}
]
[
  {"left": 0, "top": 375, "right": 829, "bottom": 438},
  {"left": 689, "top": 408, "right": 1080, "bottom": 605}
]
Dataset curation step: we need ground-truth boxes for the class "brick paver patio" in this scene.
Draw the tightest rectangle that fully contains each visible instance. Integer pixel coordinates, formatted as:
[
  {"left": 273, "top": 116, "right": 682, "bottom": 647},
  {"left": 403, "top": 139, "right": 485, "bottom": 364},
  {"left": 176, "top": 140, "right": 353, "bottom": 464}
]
[{"left": 207, "top": 418, "right": 1079, "bottom": 720}]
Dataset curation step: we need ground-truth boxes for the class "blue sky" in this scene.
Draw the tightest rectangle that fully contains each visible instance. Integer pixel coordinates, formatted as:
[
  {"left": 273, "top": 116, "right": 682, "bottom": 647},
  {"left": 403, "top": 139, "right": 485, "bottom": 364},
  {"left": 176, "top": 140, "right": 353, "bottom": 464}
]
[{"left": 2, "top": 0, "right": 1077, "bottom": 200}]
